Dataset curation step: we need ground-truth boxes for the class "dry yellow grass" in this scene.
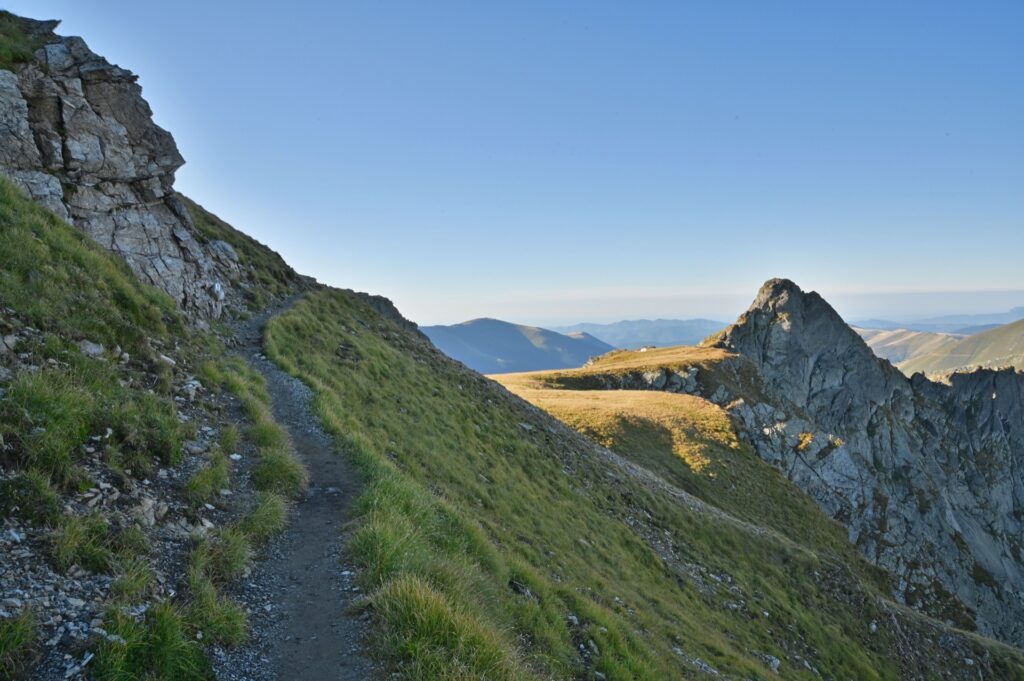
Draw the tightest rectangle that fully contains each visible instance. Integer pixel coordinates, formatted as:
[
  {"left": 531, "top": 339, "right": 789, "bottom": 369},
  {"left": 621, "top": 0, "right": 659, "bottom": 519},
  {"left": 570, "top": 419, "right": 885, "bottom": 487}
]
[{"left": 496, "top": 381, "right": 737, "bottom": 475}]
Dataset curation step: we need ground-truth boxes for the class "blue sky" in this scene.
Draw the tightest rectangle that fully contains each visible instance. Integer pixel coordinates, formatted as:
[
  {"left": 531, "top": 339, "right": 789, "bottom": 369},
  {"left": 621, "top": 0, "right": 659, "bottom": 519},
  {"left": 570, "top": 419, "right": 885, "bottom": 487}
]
[{"left": 7, "top": 1, "right": 1023, "bottom": 325}]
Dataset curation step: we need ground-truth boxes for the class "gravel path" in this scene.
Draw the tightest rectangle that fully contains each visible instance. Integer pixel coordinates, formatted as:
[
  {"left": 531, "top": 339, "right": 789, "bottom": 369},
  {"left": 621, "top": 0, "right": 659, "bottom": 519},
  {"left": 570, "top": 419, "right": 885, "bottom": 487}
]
[{"left": 213, "top": 298, "right": 373, "bottom": 680}]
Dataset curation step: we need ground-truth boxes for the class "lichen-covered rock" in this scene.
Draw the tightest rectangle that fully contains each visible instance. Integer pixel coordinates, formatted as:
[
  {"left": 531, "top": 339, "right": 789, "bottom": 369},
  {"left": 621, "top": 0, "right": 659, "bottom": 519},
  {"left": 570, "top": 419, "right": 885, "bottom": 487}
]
[
  {"left": 0, "top": 15, "right": 236, "bottom": 317},
  {"left": 712, "top": 278, "right": 1024, "bottom": 647}
]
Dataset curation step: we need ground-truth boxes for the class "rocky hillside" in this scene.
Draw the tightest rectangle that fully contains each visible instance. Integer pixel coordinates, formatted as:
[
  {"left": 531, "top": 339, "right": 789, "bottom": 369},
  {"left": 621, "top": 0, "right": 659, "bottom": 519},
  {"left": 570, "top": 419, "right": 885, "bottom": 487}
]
[
  {"left": 0, "top": 12, "right": 303, "bottom": 318},
  {"left": 421, "top": 318, "right": 612, "bottom": 373}
]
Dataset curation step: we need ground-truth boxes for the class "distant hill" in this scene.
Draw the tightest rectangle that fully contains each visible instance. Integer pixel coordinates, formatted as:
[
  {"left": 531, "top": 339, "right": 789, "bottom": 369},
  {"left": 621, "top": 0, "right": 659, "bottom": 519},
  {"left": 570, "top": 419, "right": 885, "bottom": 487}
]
[
  {"left": 852, "top": 307, "right": 1024, "bottom": 333},
  {"left": 554, "top": 318, "right": 726, "bottom": 349},
  {"left": 898, "top": 318, "right": 1024, "bottom": 375},
  {"left": 420, "top": 318, "right": 613, "bottom": 373},
  {"left": 855, "top": 327, "right": 964, "bottom": 364}
]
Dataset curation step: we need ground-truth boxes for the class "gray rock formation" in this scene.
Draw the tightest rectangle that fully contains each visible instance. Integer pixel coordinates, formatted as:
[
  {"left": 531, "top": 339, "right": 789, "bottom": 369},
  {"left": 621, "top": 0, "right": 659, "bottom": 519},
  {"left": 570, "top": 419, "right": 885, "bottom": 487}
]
[
  {"left": 0, "top": 15, "right": 236, "bottom": 317},
  {"left": 711, "top": 279, "right": 1024, "bottom": 647}
]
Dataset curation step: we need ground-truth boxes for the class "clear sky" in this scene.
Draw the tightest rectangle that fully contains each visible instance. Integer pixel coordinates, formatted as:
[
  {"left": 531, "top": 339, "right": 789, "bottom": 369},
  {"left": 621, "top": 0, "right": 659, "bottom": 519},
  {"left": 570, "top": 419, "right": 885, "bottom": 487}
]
[{"left": 7, "top": 1, "right": 1023, "bottom": 325}]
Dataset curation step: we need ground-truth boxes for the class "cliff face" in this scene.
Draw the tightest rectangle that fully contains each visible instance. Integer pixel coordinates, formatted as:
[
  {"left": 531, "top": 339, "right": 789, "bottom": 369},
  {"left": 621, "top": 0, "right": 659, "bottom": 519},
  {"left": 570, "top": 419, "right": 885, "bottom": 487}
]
[
  {"left": 713, "top": 279, "right": 1024, "bottom": 646},
  {"left": 0, "top": 15, "right": 238, "bottom": 317}
]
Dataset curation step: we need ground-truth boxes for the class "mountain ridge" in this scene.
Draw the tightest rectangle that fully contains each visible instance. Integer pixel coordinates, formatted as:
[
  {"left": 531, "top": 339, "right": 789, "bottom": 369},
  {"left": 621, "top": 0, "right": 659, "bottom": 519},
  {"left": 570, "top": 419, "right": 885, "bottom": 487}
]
[{"left": 421, "top": 317, "right": 613, "bottom": 373}]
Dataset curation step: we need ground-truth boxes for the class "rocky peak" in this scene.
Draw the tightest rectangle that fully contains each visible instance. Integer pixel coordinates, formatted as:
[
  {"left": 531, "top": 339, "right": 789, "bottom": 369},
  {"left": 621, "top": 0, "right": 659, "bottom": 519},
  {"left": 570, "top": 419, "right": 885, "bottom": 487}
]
[
  {"left": 714, "top": 278, "right": 908, "bottom": 414},
  {"left": 0, "top": 13, "right": 238, "bottom": 318},
  {"left": 705, "top": 278, "right": 1024, "bottom": 647}
]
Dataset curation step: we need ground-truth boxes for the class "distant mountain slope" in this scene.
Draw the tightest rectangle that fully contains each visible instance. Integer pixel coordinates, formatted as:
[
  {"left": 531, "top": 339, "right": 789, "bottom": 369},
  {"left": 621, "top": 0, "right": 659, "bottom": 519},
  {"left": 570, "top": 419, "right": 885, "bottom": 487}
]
[
  {"left": 852, "top": 307, "right": 1024, "bottom": 333},
  {"left": 420, "top": 318, "right": 612, "bottom": 373},
  {"left": 855, "top": 327, "right": 964, "bottom": 364},
  {"left": 554, "top": 318, "right": 726, "bottom": 349},
  {"left": 898, "top": 318, "right": 1024, "bottom": 375}
]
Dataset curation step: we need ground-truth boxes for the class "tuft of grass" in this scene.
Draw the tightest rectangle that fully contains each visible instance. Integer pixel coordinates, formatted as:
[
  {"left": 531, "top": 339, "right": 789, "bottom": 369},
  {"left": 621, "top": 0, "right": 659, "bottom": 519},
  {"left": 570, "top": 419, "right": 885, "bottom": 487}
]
[
  {"left": 51, "top": 513, "right": 114, "bottom": 573},
  {"left": 92, "top": 604, "right": 208, "bottom": 681},
  {"left": 184, "top": 451, "right": 230, "bottom": 507},
  {"left": 50, "top": 514, "right": 149, "bottom": 574},
  {"left": 110, "top": 558, "right": 155, "bottom": 605},
  {"left": 0, "top": 470, "right": 60, "bottom": 526},
  {"left": 190, "top": 528, "right": 251, "bottom": 586},
  {"left": 251, "top": 446, "right": 308, "bottom": 498},
  {"left": 0, "top": 11, "right": 43, "bottom": 72},
  {"left": 373, "top": 574, "right": 523, "bottom": 679},
  {"left": 0, "top": 608, "right": 37, "bottom": 679},
  {"left": 218, "top": 424, "right": 240, "bottom": 453},
  {"left": 184, "top": 567, "right": 248, "bottom": 646},
  {"left": 238, "top": 492, "right": 288, "bottom": 546}
]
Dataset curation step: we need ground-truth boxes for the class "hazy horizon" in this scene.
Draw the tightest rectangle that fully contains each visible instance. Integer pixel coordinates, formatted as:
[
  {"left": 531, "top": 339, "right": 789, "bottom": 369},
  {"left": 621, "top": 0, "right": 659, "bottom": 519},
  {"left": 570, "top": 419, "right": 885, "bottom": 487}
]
[
  {"left": 421, "top": 286, "right": 1024, "bottom": 329},
  {"left": 7, "top": 1, "right": 1022, "bottom": 329}
]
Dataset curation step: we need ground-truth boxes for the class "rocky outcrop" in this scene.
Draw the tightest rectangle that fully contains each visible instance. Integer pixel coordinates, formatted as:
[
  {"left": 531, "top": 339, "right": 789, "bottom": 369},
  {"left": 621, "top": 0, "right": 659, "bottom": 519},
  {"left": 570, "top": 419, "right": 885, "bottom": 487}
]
[
  {"left": 0, "top": 14, "right": 237, "bottom": 317},
  {"left": 710, "top": 279, "right": 1024, "bottom": 647}
]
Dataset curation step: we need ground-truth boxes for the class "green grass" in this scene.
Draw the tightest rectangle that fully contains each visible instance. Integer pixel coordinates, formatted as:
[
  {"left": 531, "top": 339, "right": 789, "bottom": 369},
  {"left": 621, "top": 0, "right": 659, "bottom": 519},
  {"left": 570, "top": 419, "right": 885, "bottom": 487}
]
[
  {"left": 265, "top": 288, "right": 1024, "bottom": 680},
  {"left": 207, "top": 356, "right": 309, "bottom": 498},
  {"left": 0, "top": 470, "right": 60, "bottom": 526},
  {"left": 184, "top": 450, "right": 231, "bottom": 507},
  {"left": 0, "top": 11, "right": 44, "bottom": 72},
  {"left": 93, "top": 604, "right": 209, "bottom": 681},
  {"left": 50, "top": 513, "right": 150, "bottom": 574},
  {"left": 0, "top": 176, "right": 191, "bottom": 489},
  {"left": 0, "top": 609, "right": 36, "bottom": 680},
  {"left": 110, "top": 558, "right": 156, "bottom": 605},
  {"left": 238, "top": 491, "right": 288, "bottom": 546}
]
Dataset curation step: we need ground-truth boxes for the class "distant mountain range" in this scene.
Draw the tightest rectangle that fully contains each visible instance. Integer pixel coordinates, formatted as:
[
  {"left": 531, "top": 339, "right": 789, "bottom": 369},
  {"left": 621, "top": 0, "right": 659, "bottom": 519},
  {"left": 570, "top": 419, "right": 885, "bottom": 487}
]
[
  {"left": 552, "top": 318, "right": 726, "bottom": 349},
  {"left": 852, "top": 307, "right": 1024, "bottom": 334},
  {"left": 420, "top": 318, "right": 613, "bottom": 374}
]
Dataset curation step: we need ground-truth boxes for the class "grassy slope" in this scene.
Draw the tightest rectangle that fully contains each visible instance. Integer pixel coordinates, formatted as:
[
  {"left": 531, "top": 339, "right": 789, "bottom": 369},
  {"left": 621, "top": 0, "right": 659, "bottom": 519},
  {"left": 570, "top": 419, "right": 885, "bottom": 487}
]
[
  {"left": 898, "top": 318, "right": 1024, "bottom": 375},
  {"left": 0, "top": 176, "right": 303, "bottom": 679},
  {"left": 855, "top": 328, "right": 963, "bottom": 365},
  {"left": 266, "top": 288, "right": 1024, "bottom": 680}
]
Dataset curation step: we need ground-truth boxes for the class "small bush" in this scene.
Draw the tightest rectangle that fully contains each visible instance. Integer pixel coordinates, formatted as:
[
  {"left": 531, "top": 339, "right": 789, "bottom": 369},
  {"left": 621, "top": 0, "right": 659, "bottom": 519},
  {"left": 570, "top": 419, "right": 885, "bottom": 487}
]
[
  {"left": 0, "top": 470, "right": 61, "bottom": 526},
  {"left": 0, "top": 608, "right": 37, "bottom": 679}
]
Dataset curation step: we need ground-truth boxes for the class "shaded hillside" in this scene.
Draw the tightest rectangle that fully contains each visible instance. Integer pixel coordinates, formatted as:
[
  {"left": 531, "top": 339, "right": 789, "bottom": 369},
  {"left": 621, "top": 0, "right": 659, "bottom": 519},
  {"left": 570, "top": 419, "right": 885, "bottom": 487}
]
[
  {"left": 264, "top": 287, "right": 1024, "bottom": 679},
  {"left": 554, "top": 319, "right": 725, "bottom": 350},
  {"left": 856, "top": 327, "right": 963, "bottom": 364},
  {"left": 421, "top": 318, "right": 612, "bottom": 373},
  {"left": 898, "top": 318, "right": 1024, "bottom": 375}
]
